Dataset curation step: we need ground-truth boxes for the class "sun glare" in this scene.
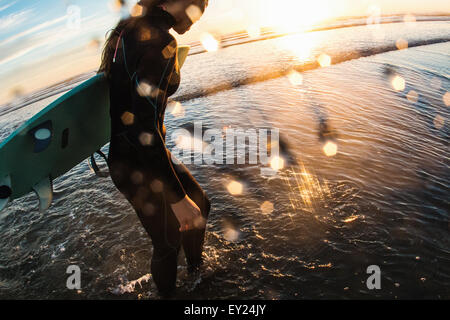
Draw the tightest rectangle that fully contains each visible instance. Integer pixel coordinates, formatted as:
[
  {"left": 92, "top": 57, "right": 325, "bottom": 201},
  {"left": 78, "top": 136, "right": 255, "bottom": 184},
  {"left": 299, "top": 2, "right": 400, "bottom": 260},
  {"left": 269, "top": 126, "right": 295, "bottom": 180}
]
[
  {"left": 261, "top": 0, "right": 331, "bottom": 33},
  {"left": 200, "top": 33, "right": 219, "bottom": 52}
]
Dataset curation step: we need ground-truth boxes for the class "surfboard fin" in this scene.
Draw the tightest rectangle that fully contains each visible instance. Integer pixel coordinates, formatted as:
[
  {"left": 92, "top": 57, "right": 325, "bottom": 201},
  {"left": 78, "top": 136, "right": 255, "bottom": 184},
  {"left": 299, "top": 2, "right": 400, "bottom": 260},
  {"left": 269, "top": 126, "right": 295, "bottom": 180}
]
[
  {"left": 0, "top": 175, "right": 12, "bottom": 212},
  {"left": 32, "top": 176, "right": 53, "bottom": 213}
]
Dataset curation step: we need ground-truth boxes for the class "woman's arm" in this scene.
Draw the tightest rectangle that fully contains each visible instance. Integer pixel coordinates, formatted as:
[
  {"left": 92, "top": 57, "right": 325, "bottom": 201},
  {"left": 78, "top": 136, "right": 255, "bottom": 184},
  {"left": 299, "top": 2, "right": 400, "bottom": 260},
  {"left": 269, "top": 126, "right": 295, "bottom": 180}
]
[
  {"left": 126, "top": 36, "right": 186, "bottom": 204},
  {"left": 124, "top": 33, "right": 202, "bottom": 231}
]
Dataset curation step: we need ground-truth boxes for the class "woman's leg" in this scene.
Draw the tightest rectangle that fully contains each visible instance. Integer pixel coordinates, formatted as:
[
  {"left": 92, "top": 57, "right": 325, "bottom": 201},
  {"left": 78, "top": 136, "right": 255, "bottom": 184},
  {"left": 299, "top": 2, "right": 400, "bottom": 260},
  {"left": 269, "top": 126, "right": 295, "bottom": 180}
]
[
  {"left": 108, "top": 144, "right": 181, "bottom": 296},
  {"left": 107, "top": 141, "right": 211, "bottom": 295},
  {"left": 136, "top": 196, "right": 181, "bottom": 297},
  {"left": 168, "top": 152, "right": 211, "bottom": 272}
]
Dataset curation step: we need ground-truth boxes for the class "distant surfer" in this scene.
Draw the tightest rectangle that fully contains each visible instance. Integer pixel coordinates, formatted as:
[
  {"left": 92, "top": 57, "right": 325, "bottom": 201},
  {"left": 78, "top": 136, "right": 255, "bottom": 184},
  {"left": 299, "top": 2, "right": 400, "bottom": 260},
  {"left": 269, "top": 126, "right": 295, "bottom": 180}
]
[{"left": 98, "top": 0, "right": 210, "bottom": 297}]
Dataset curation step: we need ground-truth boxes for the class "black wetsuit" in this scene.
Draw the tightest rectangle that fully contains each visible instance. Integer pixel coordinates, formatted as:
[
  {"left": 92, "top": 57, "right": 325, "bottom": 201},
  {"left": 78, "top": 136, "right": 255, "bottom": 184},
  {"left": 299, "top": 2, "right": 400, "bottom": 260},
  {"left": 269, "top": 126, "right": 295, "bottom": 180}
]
[{"left": 106, "top": 8, "right": 211, "bottom": 295}]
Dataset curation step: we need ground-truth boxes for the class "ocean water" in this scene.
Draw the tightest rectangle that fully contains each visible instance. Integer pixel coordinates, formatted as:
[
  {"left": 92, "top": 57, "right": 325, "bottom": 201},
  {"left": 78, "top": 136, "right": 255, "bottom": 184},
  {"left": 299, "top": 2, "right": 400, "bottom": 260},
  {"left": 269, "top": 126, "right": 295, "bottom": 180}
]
[{"left": 0, "top": 20, "right": 449, "bottom": 299}]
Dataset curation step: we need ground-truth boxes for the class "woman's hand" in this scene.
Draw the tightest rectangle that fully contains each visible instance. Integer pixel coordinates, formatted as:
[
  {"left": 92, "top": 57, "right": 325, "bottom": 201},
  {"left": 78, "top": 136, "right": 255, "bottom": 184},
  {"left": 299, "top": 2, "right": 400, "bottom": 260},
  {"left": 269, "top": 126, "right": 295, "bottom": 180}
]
[{"left": 170, "top": 195, "right": 202, "bottom": 232}]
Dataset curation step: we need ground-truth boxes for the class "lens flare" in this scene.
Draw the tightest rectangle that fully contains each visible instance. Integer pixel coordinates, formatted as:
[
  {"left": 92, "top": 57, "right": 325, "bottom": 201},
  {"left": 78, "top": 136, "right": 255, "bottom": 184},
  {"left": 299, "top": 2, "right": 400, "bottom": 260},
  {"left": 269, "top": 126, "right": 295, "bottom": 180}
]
[
  {"left": 278, "top": 35, "right": 317, "bottom": 62},
  {"left": 281, "top": 163, "right": 331, "bottom": 212},
  {"left": 200, "top": 33, "right": 219, "bottom": 52},
  {"left": 261, "top": 0, "right": 331, "bottom": 33},
  {"left": 246, "top": 25, "right": 261, "bottom": 38},
  {"left": 366, "top": 5, "right": 381, "bottom": 25}
]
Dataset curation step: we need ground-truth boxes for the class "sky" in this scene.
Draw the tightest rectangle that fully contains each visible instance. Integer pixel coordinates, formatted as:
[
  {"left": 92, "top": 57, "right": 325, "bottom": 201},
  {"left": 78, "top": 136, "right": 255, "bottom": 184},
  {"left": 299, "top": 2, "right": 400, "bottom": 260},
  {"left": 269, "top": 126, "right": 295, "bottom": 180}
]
[{"left": 0, "top": 0, "right": 449, "bottom": 105}]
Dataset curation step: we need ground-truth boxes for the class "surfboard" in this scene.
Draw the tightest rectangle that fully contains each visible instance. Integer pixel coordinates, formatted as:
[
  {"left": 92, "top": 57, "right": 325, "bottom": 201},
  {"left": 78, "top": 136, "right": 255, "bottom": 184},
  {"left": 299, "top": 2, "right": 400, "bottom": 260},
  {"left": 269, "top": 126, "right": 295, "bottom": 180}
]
[{"left": 0, "top": 45, "right": 190, "bottom": 213}]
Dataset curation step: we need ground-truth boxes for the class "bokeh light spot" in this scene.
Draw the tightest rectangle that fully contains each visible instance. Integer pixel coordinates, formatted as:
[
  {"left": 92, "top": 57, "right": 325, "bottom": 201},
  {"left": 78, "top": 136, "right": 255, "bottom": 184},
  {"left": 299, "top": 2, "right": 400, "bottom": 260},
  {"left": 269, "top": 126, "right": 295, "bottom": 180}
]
[
  {"left": 270, "top": 156, "right": 285, "bottom": 171},
  {"left": 287, "top": 70, "right": 303, "bottom": 86},
  {"left": 131, "top": 171, "right": 144, "bottom": 185},
  {"left": 227, "top": 181, "right": 243, "bottom": 195},
  {"left": 433, "top": 115, "right": 445, "bottom": 129},
  {"left": 137, "top": 80, "right": 157, "bottom": 97},
  {"left": 193, "top": 216, "right": 207, "bottom": 229},
  {"left": 260, "top": 201, "right": 274, "bottom": 215},
  {"left": 396, "top": 38, "right": 408, "bottom": 50},
  {"left": 110, "top": 0, "right": 125, "bottom": 12},
  {"left": 391, "top": 75, "right": 406, "bottom": 91},
  {"left": 139, "top": 27, "right": 152, "bottom": 41},
  {"left": 143, "top": 202, "right": 156, "bottom": 216},
  {"left": 317, "top": 54, "right": 331, "bottom": 67},
  {"left": 150, "top": 180, "right": 163, "bottom": 193},
  {"left": 139, "top": 132, "right": 153, "bottom": 146},
  {"left": 185, "top": 5, "right": 202, "bottom": 23},
  {"left": 130, "top": 4, "right": 145, "bottom": 17},
  {"left": 406, "top": 90, "right": 419, "bottom": 103},
  {"left": 162, "top": 40, "right": 177, "bottom": 59},
  {"left": 121, "top": 111, "right": 135, "bottom": 126},
  {"left": 323, "top": 141, "right": 338, "bottom": 157},
  {"left": 223, "top": 227, "right": 240, "bottom": 242},
  {"left": 443, "top": 92, "right": 450, "bottom": 106},
  {"left": 429, "top": 77, "right": 441, "bottom": 90},
  {"left": 167, "top": 101, "right": 185, "bottom": 117}
]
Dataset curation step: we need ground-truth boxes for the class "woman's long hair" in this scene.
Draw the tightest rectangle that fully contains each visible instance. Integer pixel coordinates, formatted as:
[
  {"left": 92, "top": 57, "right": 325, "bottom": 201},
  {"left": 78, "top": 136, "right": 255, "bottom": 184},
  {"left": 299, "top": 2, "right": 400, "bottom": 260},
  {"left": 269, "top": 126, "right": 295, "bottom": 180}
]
[
  {"left": 98, "top": 18, "right": 135, "bottom": 79},
  {"left": 98, "top": 0, "right": 163, "bottom": 79},
  {"left": 98, "top": 0, "right": 208, "bottom": 79}
]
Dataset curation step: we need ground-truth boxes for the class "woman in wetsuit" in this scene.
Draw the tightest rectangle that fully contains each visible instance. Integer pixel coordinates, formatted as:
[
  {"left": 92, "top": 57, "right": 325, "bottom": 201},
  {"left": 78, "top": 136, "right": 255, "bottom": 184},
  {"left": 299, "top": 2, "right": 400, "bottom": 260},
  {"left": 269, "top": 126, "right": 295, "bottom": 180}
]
[{"left": 98, "top": 0, "right": 210, "bottom": 297}]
